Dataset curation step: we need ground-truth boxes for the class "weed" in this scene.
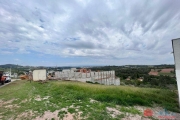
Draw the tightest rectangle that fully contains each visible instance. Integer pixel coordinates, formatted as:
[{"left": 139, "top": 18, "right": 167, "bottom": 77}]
[
  {"left": 58, "top": 111, "right": 67, "bottom": 119},
  {"left": 116, "top": 114, "right": 125, "bottom": 119},
  {"left": 120, "top": 107, "right": 141, "bottom": 114},
  {"left": 68, "top": 108, "right": 76, "bottom": 114}
]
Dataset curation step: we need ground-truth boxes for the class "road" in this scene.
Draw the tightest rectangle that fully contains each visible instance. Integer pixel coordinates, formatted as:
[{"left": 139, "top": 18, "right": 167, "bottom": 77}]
[{"left": 0, "top": 79, "right": 20, "bottom": 88}]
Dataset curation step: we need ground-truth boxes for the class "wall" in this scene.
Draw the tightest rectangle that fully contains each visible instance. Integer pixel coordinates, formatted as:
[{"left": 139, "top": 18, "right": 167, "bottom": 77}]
[
  {"left": 172, "top": 38, "right": 180, "bottom": 106},
  {"left": 173, "top": 39, "right": 180, "bottom": 69},
  {"left": 33, "top": 69, "right": 47, "bottom": 81},
  {"left": 54, "top": 70, "right": 120, "bottom": 85}
]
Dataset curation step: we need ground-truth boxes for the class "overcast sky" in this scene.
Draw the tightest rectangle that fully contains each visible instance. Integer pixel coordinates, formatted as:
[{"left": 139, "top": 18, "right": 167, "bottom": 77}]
[{"left": 0, "top": 0, "right": 180, "bottom": 66}]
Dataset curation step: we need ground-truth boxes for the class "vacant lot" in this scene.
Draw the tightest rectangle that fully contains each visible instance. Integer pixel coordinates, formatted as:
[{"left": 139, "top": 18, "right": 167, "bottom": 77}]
[
  {"left": 0, "top": 80, "right": 179, "bottom": 120},
  {"left": 160, "top": 68, "right": 174, "bottom": 73},
  {"left": 148, "top": 71, "right": 158, "bottom": 76},
  {"left": 148, "top": 68, "right": 175, "bottom": 76}
]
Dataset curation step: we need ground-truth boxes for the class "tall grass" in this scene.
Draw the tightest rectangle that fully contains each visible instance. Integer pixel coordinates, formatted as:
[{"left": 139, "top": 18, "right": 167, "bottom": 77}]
[
  {"left": 52, "top": 81, "right": 179, "bottom": 112},
  {"left": 0, "top": 80, "right": 179, "bottom": 120}
]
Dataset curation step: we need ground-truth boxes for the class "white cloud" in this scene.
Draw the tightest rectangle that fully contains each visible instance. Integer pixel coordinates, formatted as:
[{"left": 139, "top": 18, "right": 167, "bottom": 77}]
[
  {"left": 0, "top": 0, "right": 180, "bottom": 65},
  {"left": 14, "top": 58, "right": 20, "bottom": 61}
]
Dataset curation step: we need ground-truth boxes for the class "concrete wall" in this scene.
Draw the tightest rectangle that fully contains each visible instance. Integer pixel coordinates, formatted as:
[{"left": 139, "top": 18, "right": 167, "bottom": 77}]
[
  {"left": 172, "top": 38, "right": 180, "bottom": 106},
  {"left": 54, "top": 70, "right": 120, "bottom": 85},
  {"left": 173, "top": 39, "right": 180, "bottom": 69},
  {"left": 33, "top": 69, "right": 47, "bottom": 81}
]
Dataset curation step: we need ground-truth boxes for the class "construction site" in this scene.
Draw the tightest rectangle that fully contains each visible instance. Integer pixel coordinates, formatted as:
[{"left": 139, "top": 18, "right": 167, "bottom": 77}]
[
  {"left": 19, "top": 68, "right": 120, "bottom": 86},
  {"left": 54, "top": 68, "right": 120, "bottom": 85}
]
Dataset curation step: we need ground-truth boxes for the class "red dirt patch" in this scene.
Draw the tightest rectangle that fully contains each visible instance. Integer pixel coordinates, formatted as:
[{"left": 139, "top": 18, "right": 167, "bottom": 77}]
[
  {"left": 148, "top": 71, "right": 158, "bottom": 76},
  {"left": 150, "top": 69, "right": 158, "bottom": 72},
  {"left": 160, "top": 68, "right": 174, "bottom": 73}
]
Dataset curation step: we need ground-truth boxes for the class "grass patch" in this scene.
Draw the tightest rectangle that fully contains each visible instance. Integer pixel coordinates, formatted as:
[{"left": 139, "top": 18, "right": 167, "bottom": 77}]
[
  {"left": 120, "top": 107, "right": 141, "bottom": 115},
  {"left": 68, "top": 108, "right": 76, "bottom": 114},
  {"left": 0, "top": 80, "right": 179, "bottom": 119},
  {"left": 58, "top": 111, "right": 67, "bottom": 119},
  {"left": 158, "top": 72, "right": 174, "bottom": 76}
]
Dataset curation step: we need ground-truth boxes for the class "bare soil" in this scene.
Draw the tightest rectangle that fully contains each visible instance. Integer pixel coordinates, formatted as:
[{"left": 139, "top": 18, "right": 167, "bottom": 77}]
[
  {"left": 148, "top": 71, "right": 158, "bottom": 76},
  {"left": 160, "top": 68, "right": 174, "bottom": 73}
]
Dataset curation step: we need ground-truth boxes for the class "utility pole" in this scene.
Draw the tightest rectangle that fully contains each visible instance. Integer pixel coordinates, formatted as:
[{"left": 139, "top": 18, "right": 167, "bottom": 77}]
[{"left": 10, "top": 68, "right": 11, "bottom": 77}]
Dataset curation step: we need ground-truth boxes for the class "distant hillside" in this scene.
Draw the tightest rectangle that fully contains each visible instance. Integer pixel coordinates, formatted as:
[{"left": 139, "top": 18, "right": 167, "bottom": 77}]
[{"left": 0, "top": 64, "right": 22, "bottom": 68}]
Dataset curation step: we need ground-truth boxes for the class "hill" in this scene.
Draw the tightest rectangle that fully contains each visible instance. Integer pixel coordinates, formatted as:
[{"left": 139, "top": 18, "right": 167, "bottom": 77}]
[
  {"left": 0, "top": 64, "right": 22, "bottom": 68},
  {"left": 0, "top": 80, "right": 179, "bottom": 119}
]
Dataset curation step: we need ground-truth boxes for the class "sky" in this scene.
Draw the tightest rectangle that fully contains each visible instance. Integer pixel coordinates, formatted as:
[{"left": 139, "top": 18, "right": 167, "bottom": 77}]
[{"left": 0, "top": 0, "right": 180, "bottom": 66}]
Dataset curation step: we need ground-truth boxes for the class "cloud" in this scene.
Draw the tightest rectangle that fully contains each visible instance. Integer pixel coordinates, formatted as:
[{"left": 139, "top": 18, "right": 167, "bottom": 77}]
[
  {"left": 14, "top": 58, "right": 20, "bottom": 61},
  {"left": 0, "top": 0, "right": 180, "bottom": 65}
]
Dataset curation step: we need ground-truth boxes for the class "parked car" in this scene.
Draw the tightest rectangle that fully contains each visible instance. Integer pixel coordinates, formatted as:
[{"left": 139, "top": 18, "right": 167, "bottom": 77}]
[
  {"left": 0, "top": 71, "right": 5, "bottom": 85},
  {"left": 3, "top": 72, "right": 11, "bottom": 83},
  {"left": 0, "top": 71, "right": 11, "bottom": 84}
]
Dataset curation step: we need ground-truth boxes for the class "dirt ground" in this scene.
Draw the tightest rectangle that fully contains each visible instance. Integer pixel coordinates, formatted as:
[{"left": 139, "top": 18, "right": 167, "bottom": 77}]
[
  {"left": 148, "top": 71, "right": 158, "bottom": 76},
  {"left": 2, "top": 98, "right": 180, "bottom": 120},
  {"left": 160, "top": 68, "right": 174, "bottom": 73}
]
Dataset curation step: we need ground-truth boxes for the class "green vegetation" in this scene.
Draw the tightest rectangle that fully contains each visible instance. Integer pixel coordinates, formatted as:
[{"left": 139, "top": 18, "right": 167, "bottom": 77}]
[
  {"left": 158, "top": 72, "right": 174, "bottom": 76},
  {"left": 121, "top": 75, "right": 177, "bottom": 89},
  {"left": 90, "top": 65, "right": 176, "bottom": 89},
  {"left": 0, "top": 80, "right": 179, "bottom": 120},
  {"left": 120, "top": 107, "right": 141, "bottom": 114}
]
